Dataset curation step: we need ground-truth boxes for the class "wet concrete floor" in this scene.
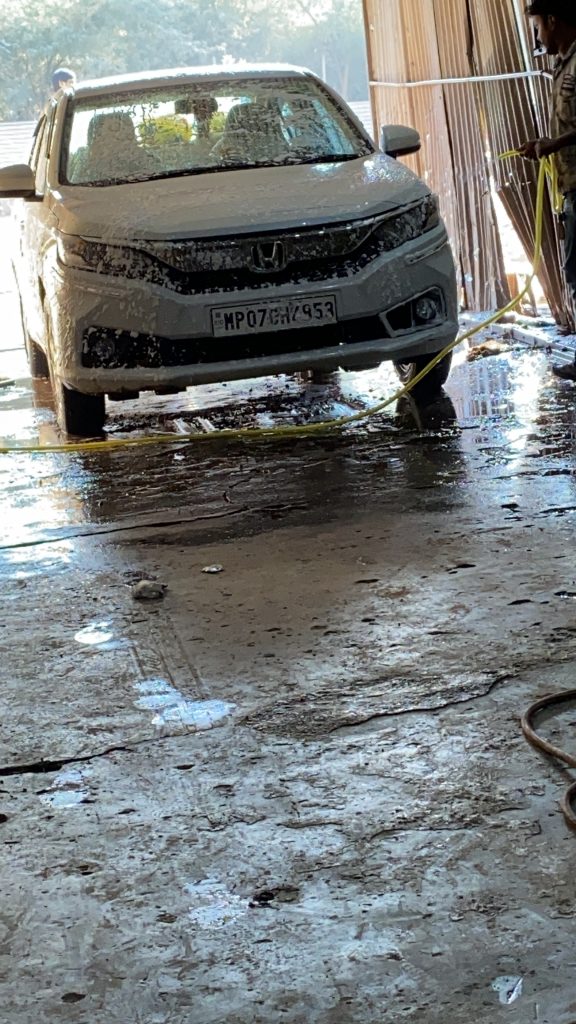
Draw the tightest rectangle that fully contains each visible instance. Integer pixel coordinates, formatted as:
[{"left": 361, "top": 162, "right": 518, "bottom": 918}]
[{"left": 2, "top": 241, "right": 576, "bottom": 1023}]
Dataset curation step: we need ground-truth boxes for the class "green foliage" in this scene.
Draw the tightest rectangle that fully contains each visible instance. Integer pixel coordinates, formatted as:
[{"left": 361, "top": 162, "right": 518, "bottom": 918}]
[
  {"left": 138, "top": 115, "right": 192, "bottom": 146},
  {"left": 206, "top": 110, "right": 227, "bottom": 135},
  {"left": 0, "top": 0, "right": 368, "bottom": 121}
]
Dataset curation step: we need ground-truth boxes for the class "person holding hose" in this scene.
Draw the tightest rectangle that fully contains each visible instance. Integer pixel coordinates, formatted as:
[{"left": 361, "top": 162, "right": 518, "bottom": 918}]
[{"left": 520, "top": 1, "right": 576, "bottom": 378}]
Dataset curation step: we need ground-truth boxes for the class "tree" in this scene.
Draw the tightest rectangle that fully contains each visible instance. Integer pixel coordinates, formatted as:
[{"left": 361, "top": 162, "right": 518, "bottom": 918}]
[
  {"left": 277, "top": 0, "right": 369, "bottom": 99},
  {"left": 0, "top": 0, "right": 368, "bottom": 121}
]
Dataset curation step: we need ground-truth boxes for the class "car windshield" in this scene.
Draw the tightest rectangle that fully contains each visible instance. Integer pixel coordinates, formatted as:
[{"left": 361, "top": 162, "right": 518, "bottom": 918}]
[{"left": 61, "top": 75, "right": 372, "bottom": 187}]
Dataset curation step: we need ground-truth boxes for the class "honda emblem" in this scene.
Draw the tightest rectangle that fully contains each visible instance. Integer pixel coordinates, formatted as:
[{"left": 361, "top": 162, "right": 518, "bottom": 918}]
[{"left": 250, "top": 240, "right": 287, "bottom": 273}]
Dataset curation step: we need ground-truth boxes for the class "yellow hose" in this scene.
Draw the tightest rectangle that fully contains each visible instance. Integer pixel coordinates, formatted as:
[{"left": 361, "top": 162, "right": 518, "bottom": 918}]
[{"left": 0, "top": 156, "right": 553, "bottom": 456}]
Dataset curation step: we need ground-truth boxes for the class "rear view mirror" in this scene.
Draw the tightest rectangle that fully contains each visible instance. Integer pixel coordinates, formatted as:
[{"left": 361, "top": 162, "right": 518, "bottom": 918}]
[
  {"left": 380, "top": 125, "right": 421, "bottom": 158},
  {"left": 0, "top": 164, "right": 36, "bottom": 199}
]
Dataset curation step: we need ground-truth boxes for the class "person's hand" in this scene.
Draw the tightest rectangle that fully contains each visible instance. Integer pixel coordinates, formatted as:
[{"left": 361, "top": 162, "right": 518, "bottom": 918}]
[
  {"left": 518, "top": 139, "right": 540, "bottom": 160},
  {"left": 519, "top": 137, "right": 558, "bottom": 159}
]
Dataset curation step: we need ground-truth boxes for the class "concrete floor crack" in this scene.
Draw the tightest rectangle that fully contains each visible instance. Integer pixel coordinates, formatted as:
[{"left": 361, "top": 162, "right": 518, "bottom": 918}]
[
  {"left": 0, "top": 728, "right": 204, "bottom": 777},
  {"left": 0, "top": 745, "right": 132, "bottom": 777},
  {"left": 0, "top": 501, "right": 310, "bottom": 552},
  {"left": 279, "top": 818, "right": 345, "bottom": 830},
  {"left": 366, "top": 823, "right": 477, "bottom": 841},
  {"left": 0, "top": 506, "right": 251, "bottom": 552},
  {"left": 328, "top": 673, "right": 512, "bottom": 734}
]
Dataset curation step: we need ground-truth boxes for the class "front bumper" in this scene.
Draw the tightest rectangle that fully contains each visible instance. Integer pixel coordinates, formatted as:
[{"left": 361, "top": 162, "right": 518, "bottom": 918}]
[{"left": 48, "top": 227, "right": 458, "bottom": 394}]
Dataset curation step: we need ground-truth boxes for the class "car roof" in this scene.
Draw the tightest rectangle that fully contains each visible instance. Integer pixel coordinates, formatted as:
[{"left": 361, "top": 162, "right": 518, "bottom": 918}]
[{"left": 73, "top": 64, "right": 315, "bottom": 99}]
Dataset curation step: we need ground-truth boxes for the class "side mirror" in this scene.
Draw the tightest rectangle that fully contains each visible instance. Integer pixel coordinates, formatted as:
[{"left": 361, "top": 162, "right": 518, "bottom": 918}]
[
  {"left": 0, "top": 164, "right": 36, "bottom": 199},
  {"left": 380, "top": 125, "right": 421, "bottom": 158}
]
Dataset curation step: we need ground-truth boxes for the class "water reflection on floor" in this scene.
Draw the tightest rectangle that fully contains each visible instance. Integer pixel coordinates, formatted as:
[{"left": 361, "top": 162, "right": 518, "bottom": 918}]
[{"left": 1, "top": 304, "right": 575, "bottom": 550}]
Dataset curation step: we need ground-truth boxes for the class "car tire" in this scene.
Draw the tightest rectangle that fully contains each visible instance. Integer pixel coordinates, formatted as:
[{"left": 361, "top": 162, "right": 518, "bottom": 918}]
[
  {"left": 44, "top": 305, "right": 106, "bottom": 435},
  {"left": 393, "top": 351, "right": 452, "bottom": 396},
  {"left": 27, "top": 337, "right": 50, "bottom": 378},
  {"left": 18, "top": 296, "right": 49, "bottom": 377},
  {"left": 52, "top": 374, "right": 106, "bottom": 436}
]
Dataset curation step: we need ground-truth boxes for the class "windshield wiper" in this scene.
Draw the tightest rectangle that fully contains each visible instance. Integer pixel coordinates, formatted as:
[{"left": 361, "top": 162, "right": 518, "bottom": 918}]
[
  {"left": 143, "top": 165, "right": 236, "bottom": 181},
  {"left": 72, "top": 152, "right": 368, "bottom": 187},
  {"left": 77, "top": 173, "right": 162, "bottom": 187},
  {"left": 283, "top": 153, "right": 367, "bottom": 166}
]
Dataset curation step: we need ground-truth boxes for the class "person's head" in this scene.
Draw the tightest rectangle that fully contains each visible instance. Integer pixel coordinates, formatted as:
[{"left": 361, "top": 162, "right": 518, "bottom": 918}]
[
  {"left": 51, "top": 67, "right": 76, "bottom": 93},
  {"left": 526, "top": 3, "right": 576, "bottom": 55},
  {"left": 175, "top": 94, "right": 218, "bottom": 135}
]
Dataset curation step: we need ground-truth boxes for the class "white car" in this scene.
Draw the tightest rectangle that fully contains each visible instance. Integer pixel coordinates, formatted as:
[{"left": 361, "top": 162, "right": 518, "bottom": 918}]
[{"left": 0, "top": 65, "right": 458, "bottom": 435}]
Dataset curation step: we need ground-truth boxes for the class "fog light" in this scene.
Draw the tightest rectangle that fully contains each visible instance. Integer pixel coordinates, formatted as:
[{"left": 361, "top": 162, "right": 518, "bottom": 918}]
[
  {"left": 91, "top": 336, "right": 116, "bottom": 363},
  {"left": 414, "top": 297, "right": 439, "bottom": 323}
]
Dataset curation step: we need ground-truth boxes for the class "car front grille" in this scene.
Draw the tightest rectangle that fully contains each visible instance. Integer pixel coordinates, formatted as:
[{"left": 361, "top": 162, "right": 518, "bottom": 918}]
[
  {"left": 139, "top": 219, "right": 375, "bottom": 274},
  {"left": 79, "top": 234, "right": 383, "bottom": 296},
  {"left": 75, "top": 201, "right": 436, "bottom": 296},
  {"left": 81, "top": 315, "right": 388, "bottom": 370}
]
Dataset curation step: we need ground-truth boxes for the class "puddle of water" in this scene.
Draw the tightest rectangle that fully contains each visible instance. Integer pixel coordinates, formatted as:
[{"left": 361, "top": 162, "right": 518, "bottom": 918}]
[
  {"left": 0, "top": 386, "right": 27, "bottom": 404},
  {"left": 43, "top": 789, "right": 90, "bottom": 808},
  {"left": 491, "top": 976, "right": 523, "bottom": 1005},
  {"left": 256, "top": 413, "right": 276, "bottom": 428},
  {"left": 134, "top": 679, "right": 235, "bottom": 731},
  {"left": 38, "top": 768, "right": 91, "bottom": 808},
  {"left": 97, "top": 639, "right": 130, "bottom": 651},
  {"left": 156, "top": 701, "right": 233, "bottom": 727},
  {"left": 2, "top": 541, "right": 73, "bottom": 570},
  {"left": 74, "top": 622, "right": 114, "bottom": 646},
  {"left": 185, "top": 879, "right": 247, "bottom": 929},
  {"left": 135, "top": 679, "right": 174, "bottom": 696}
]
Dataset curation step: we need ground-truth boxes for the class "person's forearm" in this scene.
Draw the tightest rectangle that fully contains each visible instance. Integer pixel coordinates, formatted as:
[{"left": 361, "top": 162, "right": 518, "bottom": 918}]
[{"left": 552, "top": 130, "right": 576, "bottom": 152}]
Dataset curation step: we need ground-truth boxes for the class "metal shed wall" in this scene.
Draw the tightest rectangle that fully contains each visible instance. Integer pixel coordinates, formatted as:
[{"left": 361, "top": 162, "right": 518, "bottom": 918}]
[{"left": 363, "top": 0, "right": 572, "bottom": 326}]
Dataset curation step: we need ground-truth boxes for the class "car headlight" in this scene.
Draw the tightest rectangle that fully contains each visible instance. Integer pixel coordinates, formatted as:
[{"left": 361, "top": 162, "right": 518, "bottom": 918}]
[
  {"left": 373, "top": 196, "right": 441, "bottom": 251},
  {"left": 57, "top": 234, "right": 129, "bottom": 274}
]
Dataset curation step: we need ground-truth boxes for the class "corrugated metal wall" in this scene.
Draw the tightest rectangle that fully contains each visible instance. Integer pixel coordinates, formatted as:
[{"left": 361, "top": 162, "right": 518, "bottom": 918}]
[
  {"left": 0, "top": 121, "right": 35, "bottom": 165},
  {"left": 362, "top": 0, "right": 572, "bottom": 327}
]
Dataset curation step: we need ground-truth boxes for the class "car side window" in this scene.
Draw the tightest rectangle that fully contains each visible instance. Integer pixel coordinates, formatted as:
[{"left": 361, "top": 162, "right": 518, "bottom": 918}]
[
  {"left": 29, "top": 116, "right": 47, "bottom": 173},
  {"left": 33, "top": 105, "right": 57, "bottom": 194}
]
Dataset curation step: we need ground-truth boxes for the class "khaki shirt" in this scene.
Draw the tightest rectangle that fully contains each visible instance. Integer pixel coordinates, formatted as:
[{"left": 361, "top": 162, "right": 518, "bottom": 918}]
[{"left": 551, "top": 39, "right": 576, "bottom": 195}]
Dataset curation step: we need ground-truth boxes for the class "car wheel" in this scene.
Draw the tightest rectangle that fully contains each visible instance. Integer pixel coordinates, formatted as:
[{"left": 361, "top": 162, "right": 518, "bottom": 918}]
[
  {"left": 52, "top": 374, "right": 106, "bottom": 436},
  {"left": 44, "top": 305, "right": 106, "bottom": 436},
  {"left": 393, "top": 351, "right": 452, "bottom": 396},
  {"left": 27, "top": 337, "right": 50, "bottom": 378},
  {"left": 18, "top": 296, "right": 49, "bottom": 377}
]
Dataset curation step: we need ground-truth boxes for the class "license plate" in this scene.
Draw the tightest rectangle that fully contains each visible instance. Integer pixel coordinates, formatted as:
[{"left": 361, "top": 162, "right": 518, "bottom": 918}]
[{"left": 211, "top": 295, "right": 337, "bottom": 337}]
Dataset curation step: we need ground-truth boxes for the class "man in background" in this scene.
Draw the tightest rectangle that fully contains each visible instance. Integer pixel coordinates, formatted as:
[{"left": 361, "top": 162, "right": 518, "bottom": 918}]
[
  {"left": 520, "top": 1, "right": 576, "bottom": 378},
  {"left": 51, "top": 67, "right": 76, "bottom": 94}
]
